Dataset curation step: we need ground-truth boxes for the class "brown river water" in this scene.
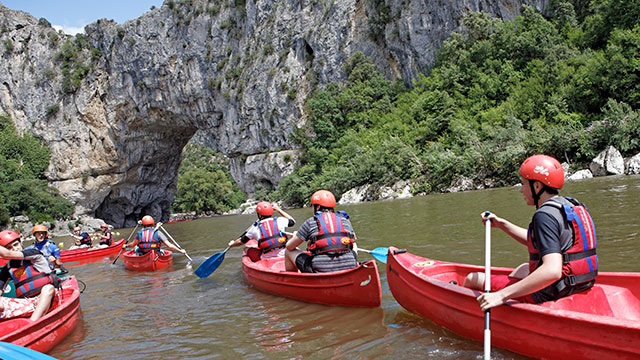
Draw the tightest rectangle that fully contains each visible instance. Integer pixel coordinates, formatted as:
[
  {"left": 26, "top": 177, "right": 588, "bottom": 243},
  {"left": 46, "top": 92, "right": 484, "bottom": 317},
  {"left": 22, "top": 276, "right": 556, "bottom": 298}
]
[{"left": 47, "top": 175, "right": 640, "bottom": 359}]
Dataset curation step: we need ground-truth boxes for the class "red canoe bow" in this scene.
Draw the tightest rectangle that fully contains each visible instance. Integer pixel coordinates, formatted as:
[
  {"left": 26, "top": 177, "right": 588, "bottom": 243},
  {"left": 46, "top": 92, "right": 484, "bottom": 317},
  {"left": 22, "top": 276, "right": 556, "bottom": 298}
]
[
  {"left": 122, "top": 249, "right": 173, "bottom": 271},
  {"left": 386, "top": 247, "right": 640, "bottom": 360},
  {"left": 0, "top": 276, "right": 81, "bottom": 354}
]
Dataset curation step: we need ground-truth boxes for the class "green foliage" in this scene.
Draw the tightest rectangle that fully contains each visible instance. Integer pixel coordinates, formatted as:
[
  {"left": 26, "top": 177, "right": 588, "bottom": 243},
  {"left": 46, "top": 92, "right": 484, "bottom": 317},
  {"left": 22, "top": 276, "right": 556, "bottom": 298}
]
[
  {"left": 0, "top": 115, "right": 74, "bottom": 225},
  {"left": 274, "top": 5, "right": 640, "bottom": 206},
  {"left": 172, "top": 144, "right": 245, "bottom": 214},
  {"left": 56, "top": 39, "right": 91, "bottom": 94}
]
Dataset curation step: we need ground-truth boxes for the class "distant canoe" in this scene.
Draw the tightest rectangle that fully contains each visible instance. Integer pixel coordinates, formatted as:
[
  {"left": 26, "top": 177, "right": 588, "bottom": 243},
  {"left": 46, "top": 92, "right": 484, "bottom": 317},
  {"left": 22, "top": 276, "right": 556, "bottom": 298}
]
[
  {"left": 242, "top": 248, "right": 381, "bottom": 307},
  {"left": 386, "top": 247, "right": 640, "bottom": 360},
  {"left": 0, "top": 276, "right": 81, "bottom": 354},
  {"left": 59, "top": 239, "right": 125, "bottom": 267},
  {"left": 123, "top": 249, "right": 173, "bottom": 271}
]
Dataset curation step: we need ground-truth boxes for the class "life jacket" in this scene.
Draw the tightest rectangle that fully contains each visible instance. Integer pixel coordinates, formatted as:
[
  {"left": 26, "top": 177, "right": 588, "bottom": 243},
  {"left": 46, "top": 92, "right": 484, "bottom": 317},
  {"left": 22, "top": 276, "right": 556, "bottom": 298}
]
[
  {"left": 79, "top": 233, "right": 92, "bottom": 246},
  {"left": 528, "top": 197, "right": 598, "bottom": 294},
  {"left": 9, "top": 263, "right": 57, "bottom": 298},
  {"left": 137, "top": 228, "right": 162, "bottom": 250},
  {"left": 256, "top": 218, "right": 287, "bottom": 253},
  {"left": 100, "top": 231, "right": 113, "bottom": 246},
  {"left": 308, "top": 212, "right": 354, "bottom": 255}
]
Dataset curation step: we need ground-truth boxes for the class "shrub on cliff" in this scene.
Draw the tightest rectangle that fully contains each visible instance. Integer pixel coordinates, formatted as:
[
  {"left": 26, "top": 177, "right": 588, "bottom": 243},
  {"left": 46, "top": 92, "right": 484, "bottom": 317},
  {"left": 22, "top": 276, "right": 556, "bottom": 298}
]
[{"left": 0, "top": 115, "right": 74, "bottom": 225}]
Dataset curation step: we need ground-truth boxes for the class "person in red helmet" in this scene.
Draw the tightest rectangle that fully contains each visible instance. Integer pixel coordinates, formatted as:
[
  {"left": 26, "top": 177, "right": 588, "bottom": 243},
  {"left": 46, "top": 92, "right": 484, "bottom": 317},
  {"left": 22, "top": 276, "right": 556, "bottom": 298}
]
[
  {"left": 284, "top": 190, "right": 359, "bottom": 273},
  {"left": 0, "top": 230, "right": 58, "bottom": 321},
  {"left": 123, "top": 215, "right": 186, "bottom": 256},
  {"left": 464, "top": 155, "right": 598, "bottom": 310},
  {"left": 228, "top": 201, "right": 296, "bottom": 259}
]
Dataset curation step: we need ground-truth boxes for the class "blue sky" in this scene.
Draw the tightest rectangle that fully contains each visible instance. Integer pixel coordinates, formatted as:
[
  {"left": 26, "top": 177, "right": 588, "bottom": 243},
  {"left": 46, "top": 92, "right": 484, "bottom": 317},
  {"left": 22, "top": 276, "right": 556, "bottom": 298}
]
[{"left": 2, "top": 0, "right": 163, "bottom": 35}]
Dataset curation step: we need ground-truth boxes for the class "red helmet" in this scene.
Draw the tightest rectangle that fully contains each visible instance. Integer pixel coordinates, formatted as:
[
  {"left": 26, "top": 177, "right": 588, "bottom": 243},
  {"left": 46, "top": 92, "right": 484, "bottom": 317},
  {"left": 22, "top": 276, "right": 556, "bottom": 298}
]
[
  {"left": 0, "top": 230, "right": 21, "bottom": 248},
  {"left": 100, "top": 223, "right": 109, "bottom": 229},
  {"left": 255, "top": 201, "right": 273, "bottom": 217},
  {"left": 310, "top": 190, "right": 336, "bottom": 208},
  {"left": 518, "top": 155, "right": 564, "bottom": 189},
  {"left": 141, "top": 215, "right": 155, "bottom": 226},
  {"left": 32, "top": 224, "right": 49, "bottom": 236}
]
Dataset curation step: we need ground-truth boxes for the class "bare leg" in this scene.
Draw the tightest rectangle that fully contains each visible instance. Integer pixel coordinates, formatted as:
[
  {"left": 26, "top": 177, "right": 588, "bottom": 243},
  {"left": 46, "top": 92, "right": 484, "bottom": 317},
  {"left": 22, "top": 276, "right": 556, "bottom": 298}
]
[
  {"left": 284, "top": 249, "right": 302, "bottom": 272},
  {"left": 463, "top": 272, "right": 486, "bottom": 290},
  {"left": 30, "top": 284, "right": 55, "bottom": 321},
  {"left": 509, "top": 263, "right": 529, "bottom": 279}
]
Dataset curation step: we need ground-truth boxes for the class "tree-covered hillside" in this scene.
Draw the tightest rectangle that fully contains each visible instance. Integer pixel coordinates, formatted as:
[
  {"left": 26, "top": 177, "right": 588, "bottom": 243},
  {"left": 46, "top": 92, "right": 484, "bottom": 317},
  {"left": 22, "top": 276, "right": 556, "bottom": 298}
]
[{"left": 272, "top": 1, "right": 640, "bottom": 206}]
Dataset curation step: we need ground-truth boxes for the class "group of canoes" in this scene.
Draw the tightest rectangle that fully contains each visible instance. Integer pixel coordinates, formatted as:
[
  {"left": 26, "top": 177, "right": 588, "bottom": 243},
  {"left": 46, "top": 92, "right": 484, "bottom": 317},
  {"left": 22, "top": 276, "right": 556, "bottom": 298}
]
[
  {"left": 0, "top": 219, "right": 187, "bottom": 357},
  {"left": 3, "top": 197, "right": 640, "bottom": 359}
]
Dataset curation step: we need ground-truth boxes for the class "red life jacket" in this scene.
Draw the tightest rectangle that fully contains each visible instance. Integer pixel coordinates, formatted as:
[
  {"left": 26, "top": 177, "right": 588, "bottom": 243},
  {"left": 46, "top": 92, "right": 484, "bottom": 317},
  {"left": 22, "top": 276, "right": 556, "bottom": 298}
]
[
  {"left": 528, "top": 197, "right": 598, "bottom": 293},
  {"left": 9, "top": 263, "right": 56, "bottom": 298},
  {"left": 137, "top": 228, "right": 162, "bottom": 250},
  {"left": 308, "top": 212, "right": 354, "bottom": 255},
  {"left": 256, "top": 218, "right": 287, "bottom": 253}
]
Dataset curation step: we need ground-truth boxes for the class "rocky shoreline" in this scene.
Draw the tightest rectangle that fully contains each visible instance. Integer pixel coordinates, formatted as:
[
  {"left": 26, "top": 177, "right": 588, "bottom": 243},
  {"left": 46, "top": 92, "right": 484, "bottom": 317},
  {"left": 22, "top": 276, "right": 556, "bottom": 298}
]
[{"left": 8, "top": 147, "right": 639, "bottom": 237}]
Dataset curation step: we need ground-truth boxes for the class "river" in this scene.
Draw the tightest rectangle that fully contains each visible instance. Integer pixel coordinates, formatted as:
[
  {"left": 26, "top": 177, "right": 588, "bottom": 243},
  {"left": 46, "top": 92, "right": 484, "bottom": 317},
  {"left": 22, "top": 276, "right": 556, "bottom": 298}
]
[{"left": 48, "top": 175, "right": 640, "bottom": 360}]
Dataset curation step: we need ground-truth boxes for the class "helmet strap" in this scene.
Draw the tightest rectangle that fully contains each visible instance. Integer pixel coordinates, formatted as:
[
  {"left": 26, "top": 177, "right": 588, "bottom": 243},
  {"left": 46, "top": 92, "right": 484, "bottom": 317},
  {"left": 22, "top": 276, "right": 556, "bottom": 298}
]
[{"left": 529, "top": 180, "right": 545, "bottom": 209}]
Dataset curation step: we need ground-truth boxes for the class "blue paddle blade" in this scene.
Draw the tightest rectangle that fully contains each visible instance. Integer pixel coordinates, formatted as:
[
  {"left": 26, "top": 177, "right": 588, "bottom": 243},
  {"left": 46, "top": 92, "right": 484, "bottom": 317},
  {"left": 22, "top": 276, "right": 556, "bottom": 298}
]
[
  {"left": 194, "top": 252, "right": 226, "bottom": 278},
  {"left": 369, "top": 247, "right": 389, "bottom": 264},
  {"left": 0, "top": 342, "right": 59, "bottom": 360}
]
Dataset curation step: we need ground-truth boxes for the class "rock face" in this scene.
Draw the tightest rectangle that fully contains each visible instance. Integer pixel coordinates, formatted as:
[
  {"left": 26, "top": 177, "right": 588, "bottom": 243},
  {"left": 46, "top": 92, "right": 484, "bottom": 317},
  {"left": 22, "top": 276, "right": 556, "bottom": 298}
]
[
  {"left": 0, "top": 0, "right": 545, "bottom": 227},
  {"left": 590, "top": 146, "right": 625, "bottom": 176}
]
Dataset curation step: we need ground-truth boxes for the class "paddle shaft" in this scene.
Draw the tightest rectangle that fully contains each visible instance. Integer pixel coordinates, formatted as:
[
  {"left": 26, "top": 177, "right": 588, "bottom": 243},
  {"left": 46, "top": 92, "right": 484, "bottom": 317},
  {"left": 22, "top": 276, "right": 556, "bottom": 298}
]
[
  {"left": 484, "top": 211, "right": 491, "bottom": 360},
  {"left": 159, "top": 224, "right": 193, "bottom": 261},
  {"left": 112, "top": 223, "right": 139, "bottom": 264}
]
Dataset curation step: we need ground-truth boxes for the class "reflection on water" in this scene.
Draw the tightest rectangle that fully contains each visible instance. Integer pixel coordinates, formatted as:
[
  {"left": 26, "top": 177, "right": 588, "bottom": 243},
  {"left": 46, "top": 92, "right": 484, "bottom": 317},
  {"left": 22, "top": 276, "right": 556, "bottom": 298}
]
[{"left": 49, "top": 176, "right": 639, "bottom": 359}]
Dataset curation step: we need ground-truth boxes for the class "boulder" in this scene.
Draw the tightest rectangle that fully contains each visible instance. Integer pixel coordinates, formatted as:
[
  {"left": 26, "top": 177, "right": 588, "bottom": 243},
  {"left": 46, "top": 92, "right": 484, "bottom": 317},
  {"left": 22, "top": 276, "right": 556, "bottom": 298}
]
[
  {"left": 625, "top": 153, "right": 640, "bottom": 175},
  {"left": 567, "top": 169, "right": 593, "bottom": 181},
  {"left": 590, "top": 146, "right": 624, "bottom": 176}
]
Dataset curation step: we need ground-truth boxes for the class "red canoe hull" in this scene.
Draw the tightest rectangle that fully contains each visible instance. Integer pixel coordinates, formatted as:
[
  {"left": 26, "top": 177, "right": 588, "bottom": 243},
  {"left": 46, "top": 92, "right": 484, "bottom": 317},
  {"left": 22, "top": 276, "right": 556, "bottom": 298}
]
[
  {"left": 242, "top": 254, "right": 381, "bottom": 307},
  {"left": 59, "top": 239, "right": 125, "bottom": 266},
  {"left": 387, "top": 247, "right": 640, "bottom": 360},
  {"left": 123, "top": 250, "right": 173, "bottom": 271},
  {"left": 0, "top": 276, "right": 81, "bottom": 354}
]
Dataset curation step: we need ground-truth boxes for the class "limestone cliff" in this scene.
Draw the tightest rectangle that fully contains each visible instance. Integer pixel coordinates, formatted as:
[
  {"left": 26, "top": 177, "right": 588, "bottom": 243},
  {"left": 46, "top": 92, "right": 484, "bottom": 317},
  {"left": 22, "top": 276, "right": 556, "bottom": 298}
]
[{"left": 0, "top": 0, "right": 546, "bottom": 227}]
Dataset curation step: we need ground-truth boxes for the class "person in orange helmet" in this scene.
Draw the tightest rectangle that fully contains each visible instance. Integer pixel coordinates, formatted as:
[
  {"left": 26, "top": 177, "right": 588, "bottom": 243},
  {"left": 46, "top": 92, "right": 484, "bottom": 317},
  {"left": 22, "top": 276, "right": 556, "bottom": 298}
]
[
  {"left": 284, "top": 190, "right": 359, "bottom": 272},
  {"left": 464, "top": 155, "right": 598, "bottom": 310},
  {"left": 123, "top": 215, "right": 185, "bottom": 256},
  {"left": 0, "top": 230, "right": 58, "bottom": 321},
  {"left": 228, "top": 201, "right": 296, "bottom": 259},
  {"left": 25, "top": 225, "right": 62, "bottom": 270}
]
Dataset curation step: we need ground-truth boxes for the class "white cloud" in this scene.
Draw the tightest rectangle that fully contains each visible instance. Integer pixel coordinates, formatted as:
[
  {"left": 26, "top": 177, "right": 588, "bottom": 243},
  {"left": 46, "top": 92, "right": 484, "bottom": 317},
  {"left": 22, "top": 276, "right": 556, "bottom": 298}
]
[{"left": 53, "top": 24, "right": 85, "bottom": 35}]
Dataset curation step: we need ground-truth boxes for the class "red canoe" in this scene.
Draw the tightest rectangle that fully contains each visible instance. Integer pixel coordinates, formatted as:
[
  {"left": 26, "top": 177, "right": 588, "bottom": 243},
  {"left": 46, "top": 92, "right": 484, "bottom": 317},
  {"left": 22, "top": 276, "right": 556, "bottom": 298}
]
[
  {"left": 0, "top": 276, "right": 81, "bottom": 354},
  {"left": 386, "top": 247, "right": 640, "bottom": 360},
  {"left": 242, "top": 249, "right": 381, "bottom": 307},
  {"left": 122, "top": 249, "right": 173, "bottom": 271},
  {"left": 59, "top": 239, "right": 125, "bottom": 267}
]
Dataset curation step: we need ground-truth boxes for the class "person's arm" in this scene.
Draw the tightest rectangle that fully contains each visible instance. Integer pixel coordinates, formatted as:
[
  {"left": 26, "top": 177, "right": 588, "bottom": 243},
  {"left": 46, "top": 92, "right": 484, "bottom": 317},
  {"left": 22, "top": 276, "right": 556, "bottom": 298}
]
[
  {"left": 273, "top": 204, "right": 295, "bottom": 226},
  {"left": 482, "top": 212, "right": 528, "bottom": 246},
  {"left": 477, "top": 253, "right": 562, "bottom": 311},
  {"left": 0, "top": 247, "right": 24, "bottom": 259},
  {"left": 285, "top": 233, "right": 304, "bottom": 251}
]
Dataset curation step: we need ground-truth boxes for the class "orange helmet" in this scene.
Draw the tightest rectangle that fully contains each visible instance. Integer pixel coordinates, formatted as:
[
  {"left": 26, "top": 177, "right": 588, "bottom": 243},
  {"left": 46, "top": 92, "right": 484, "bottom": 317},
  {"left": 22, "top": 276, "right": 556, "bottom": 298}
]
[
  {"left": 0, "top": 230, "right": 21, "bottom": 248},
  {"left": 310, "top": 190, "right": 336, "bottom": 208},
  {"left": 32, "top": 224, "right": 49, "bottom": 236},
  {"left": 518, "top": 155, "right": 564, "bottom": 189},
  {"left": 255, "top": 201, "right": 273, "bottom": 217},
  {"left": 100, "top": 223, "right": 109, "bottom": 229},
  {"left": 141, "top": 215, "right": 155, "bottom": 226}
]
